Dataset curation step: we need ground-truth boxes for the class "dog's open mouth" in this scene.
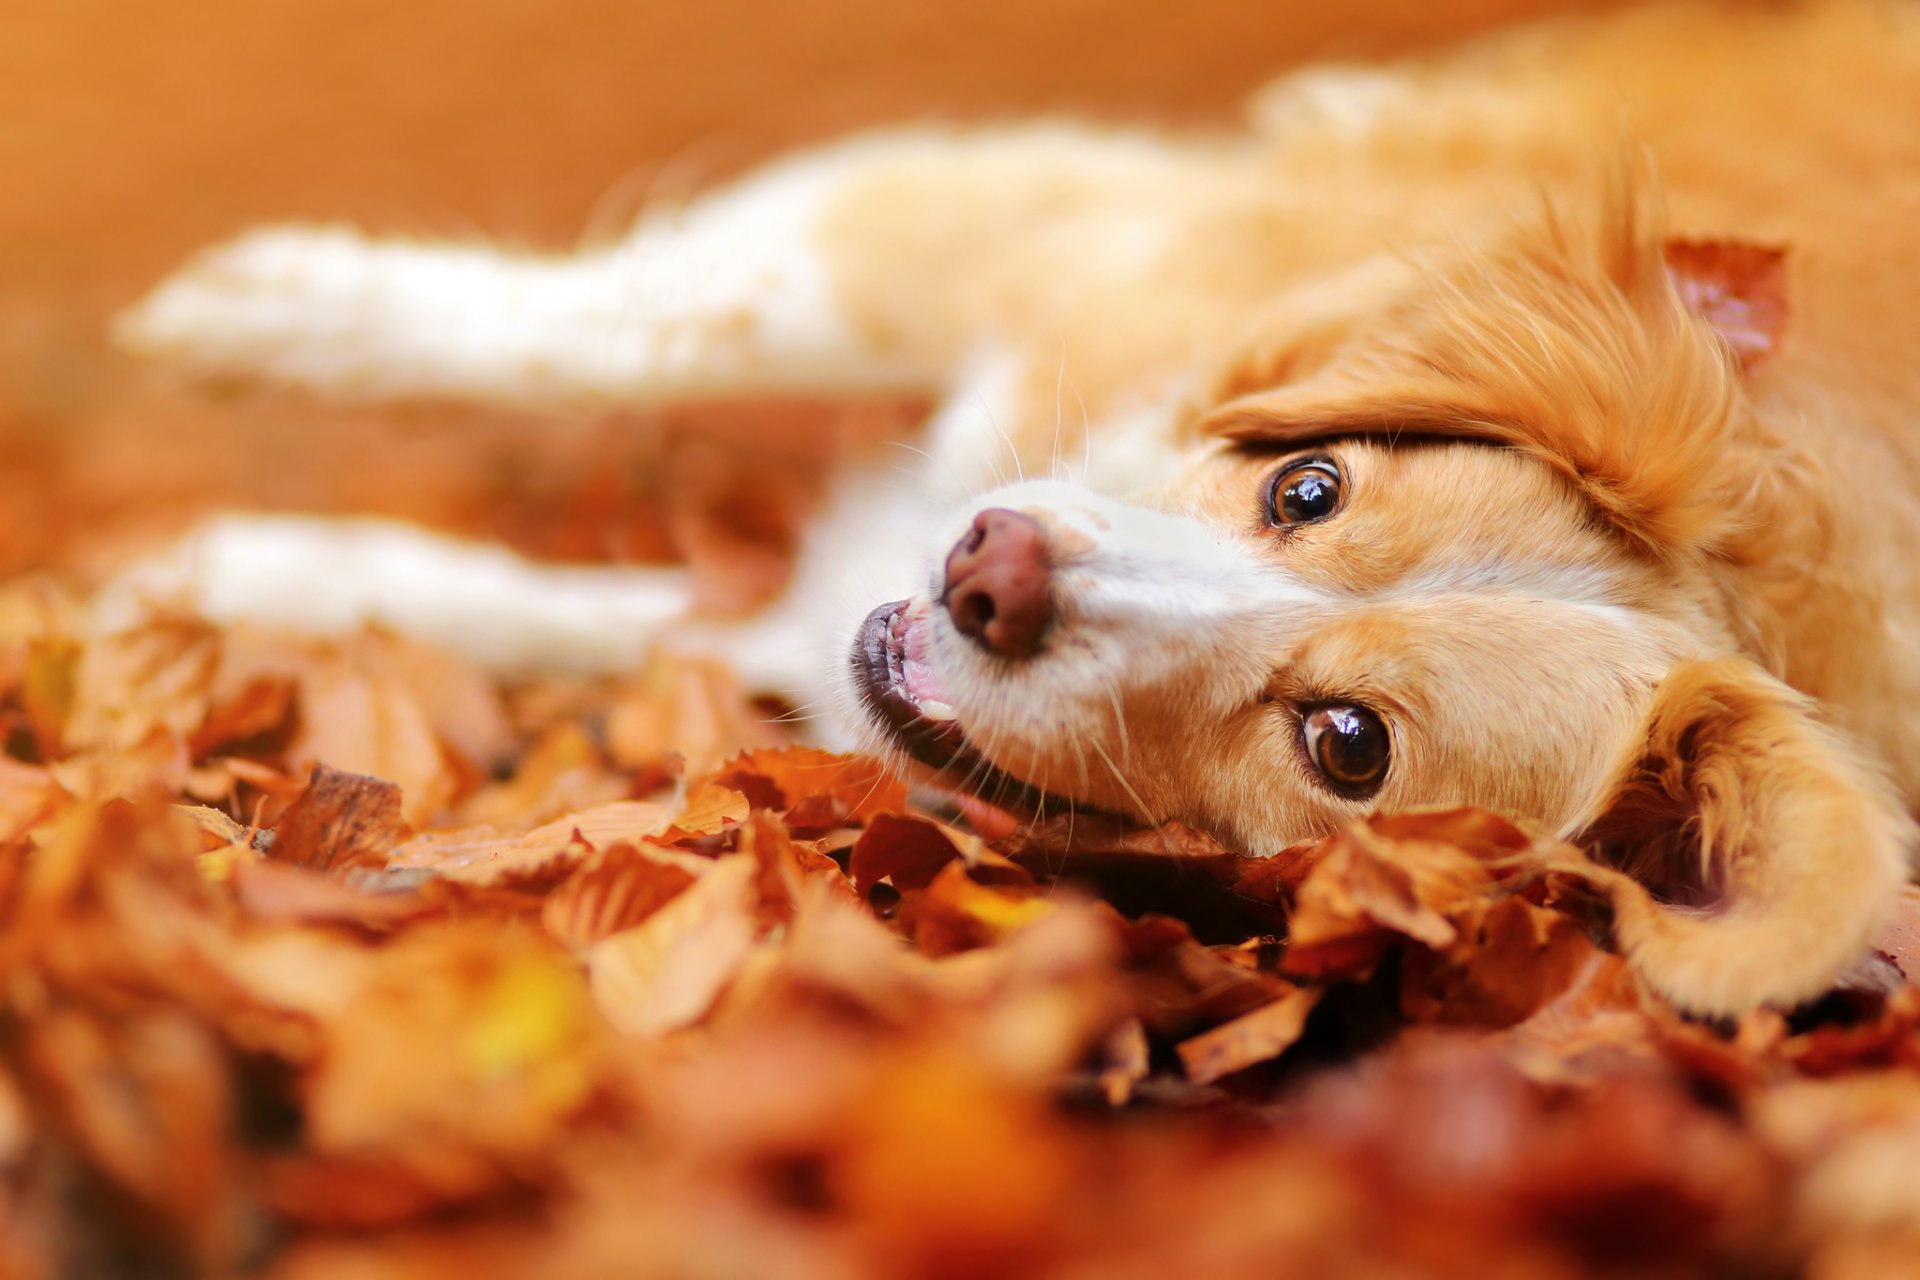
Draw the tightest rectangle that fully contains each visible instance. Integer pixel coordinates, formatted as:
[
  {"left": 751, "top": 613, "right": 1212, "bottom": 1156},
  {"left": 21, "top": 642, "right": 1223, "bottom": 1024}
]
[{"left": 852, "top": 600, "right": 1048, "bottom": 816}]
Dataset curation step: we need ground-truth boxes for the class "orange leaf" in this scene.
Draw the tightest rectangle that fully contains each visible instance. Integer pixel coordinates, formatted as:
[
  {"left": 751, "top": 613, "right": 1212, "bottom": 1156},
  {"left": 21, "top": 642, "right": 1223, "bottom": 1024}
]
[
  {"left": 1176, "top": 985, "right": 1322, "bottom": 1084},
  {"left": 270, "top": 765, "right": 405, "bottom": 874},
  {"left": 587, "top": 855, "right": 760, "bottom": 1037},
  {"left": 714, "top": 747, "right": 906, "bottom": 824},
  {"left": 542, "top": 843, "right": 699, "bottom": 953}
]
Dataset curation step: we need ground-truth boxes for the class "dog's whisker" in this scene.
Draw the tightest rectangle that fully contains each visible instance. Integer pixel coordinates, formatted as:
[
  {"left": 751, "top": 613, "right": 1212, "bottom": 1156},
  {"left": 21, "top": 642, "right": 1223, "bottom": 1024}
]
[
  {"left": 1090, "top": 737, "right": 1159, "bottom": 833},
  {"left": 1062, "top": 362, "right": 1093, "bottom": 486},
  {"left": 1101, "top": 679, "right": 1133, "bottom": 770}
]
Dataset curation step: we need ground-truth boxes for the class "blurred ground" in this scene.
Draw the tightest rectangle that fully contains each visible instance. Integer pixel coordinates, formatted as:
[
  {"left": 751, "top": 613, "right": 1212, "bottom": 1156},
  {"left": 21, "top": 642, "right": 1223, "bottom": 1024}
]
[{"left": 0, "top": 0, "right": 1628, "bottom": 585}]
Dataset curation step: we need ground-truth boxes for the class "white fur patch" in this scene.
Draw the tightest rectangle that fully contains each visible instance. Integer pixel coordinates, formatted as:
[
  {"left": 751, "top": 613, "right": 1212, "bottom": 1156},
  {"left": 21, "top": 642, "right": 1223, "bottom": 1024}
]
[
  {"left": 114, "top": 146, "right": 941, "bottom": 407},
  {"left": 95, "top": 515, "right": 692, "bottom": 673}
]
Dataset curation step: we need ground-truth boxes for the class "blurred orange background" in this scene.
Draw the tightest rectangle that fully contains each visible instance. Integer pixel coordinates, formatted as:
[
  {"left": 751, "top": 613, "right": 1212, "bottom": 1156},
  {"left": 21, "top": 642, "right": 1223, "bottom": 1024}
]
[{"left": 0, "top": 0, "right": 1626, "bottom": 585}]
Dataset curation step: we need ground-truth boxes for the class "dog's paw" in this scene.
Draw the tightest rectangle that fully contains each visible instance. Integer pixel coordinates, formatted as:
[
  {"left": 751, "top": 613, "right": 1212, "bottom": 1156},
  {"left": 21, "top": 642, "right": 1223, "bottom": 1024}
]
[{"left": 113, "top": 225, "right": 396, "bottom": 389}]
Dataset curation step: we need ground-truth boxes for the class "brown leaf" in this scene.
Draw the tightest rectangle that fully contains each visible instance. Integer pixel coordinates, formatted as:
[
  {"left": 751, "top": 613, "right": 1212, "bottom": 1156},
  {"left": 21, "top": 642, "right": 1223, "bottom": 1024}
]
[
  {"left": 188, "top": 672, "right": 295, "bottom": 759},
  {"left": 714, "top": 747, "right": 906, "bottom": 824},
  {"left": 1488, "top": 950, "right": 1665, "bottom": 1085},
  {"left": 653, "top": 780, "right": 750, "bottom": 844},
  {"left": 522, "top": 798, "right": 678, "bottom": 849},
  {"left": 849, "top": 812, "right": 967, "bottom": 892},
  {"left": 0, "top": 757, "right": 56, "bottom": 842},
  {"left": 230, "top": 857, "right": 432, "bottom": 931},
  {"left": 606, "top": 650, "right": 784, "bottom": 779},
  {"left": 897, "top": 860, "right": 1057, "bottom": 957},
  {"left": 542, "top": 842, "right": 699, "bottom": 952},
  {"left": 271, "top": 764, "right": 406, "bottom": 874},
  {"left": 289, "top": 652, "right": 455, "bottom": 826},
  {"left": 1177, "top": 984, "right": 1323, "bottom": 1084},
  {"left": 1118, "top": 913, "right": 1293, "bottom": 1039},
  {"left": 739, "top": 811, "right": 858, "bottom": 927},
  {"left": 65, "top": 617, "right": 219, "bottom": 755},
  {"left": 1284, "top": 808, "right": 1545, "bottom": 981},
  {"left": 1401, "top": 894, "right": 1609, "bottom": 1028},
  {"left": 587, "top": 855, "right": 760, "bottom": 1037}
]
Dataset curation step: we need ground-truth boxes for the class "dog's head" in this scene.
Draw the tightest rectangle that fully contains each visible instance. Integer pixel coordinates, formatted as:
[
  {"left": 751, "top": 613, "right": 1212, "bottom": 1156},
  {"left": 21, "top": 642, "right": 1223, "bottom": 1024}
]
[{"left": 848, "top": 190, "right": 1912, "bottom": 1014}]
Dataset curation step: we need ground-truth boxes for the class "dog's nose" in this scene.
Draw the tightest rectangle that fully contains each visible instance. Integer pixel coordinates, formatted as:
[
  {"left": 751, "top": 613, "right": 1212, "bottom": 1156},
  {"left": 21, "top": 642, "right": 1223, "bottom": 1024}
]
[{"left": 942, "top": 508, "right": 1052, "bottom": 657}]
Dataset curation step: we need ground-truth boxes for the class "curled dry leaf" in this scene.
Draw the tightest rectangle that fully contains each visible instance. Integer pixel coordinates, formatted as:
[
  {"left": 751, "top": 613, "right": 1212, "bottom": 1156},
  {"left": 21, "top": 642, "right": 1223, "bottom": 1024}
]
[
  {"left": 606, "top": 649, "right": 786, "bottom": 779},
  {"left": 587, "top": 854, "right": 761, "bottom": 1038},
  {"left": 1285, "top": 808, "right": 1548, "bottom": 981},
  {"left": 289, "top": 655, "right": 454, "bottom": 826},
  {"left": 1176, "top": 984, "right": 1323, "bottom": 1084},
  {"left": 1401, "top": 894, "right": 1612, "bottom": 1029},
  {"left": 189, "top": 672, "right": 296, "bottom": 760},
  {"left": 541, "top": 842, "right": 700, "bottom": 953},
  {"left": 270, "top": 764, "right": 406, "bottom": 874},
  {"left": 896, "top": 860, "right": 1055, "bottom": 957},
  {"left": 0, "top": 756, "right": 56, "bottom": 842},
  {"left": 388, "top": 785, "right": 743, "bottom": 891},
  {"left": 1118, "top": 913, "right": 1294, "bottom": 1040},
  {"left": 716, "top": 747, "right": 907, "bottom": 825}
]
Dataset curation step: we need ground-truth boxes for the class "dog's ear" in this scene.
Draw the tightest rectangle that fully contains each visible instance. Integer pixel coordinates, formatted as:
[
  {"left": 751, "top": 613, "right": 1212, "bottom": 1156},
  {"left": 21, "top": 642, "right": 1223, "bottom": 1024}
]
[
  {"left": 1662, "top": 238, "right": 1787, "bottom": 373},
  {"left": 1196, "top": 195, "right": 1804, "bottom": 560},
  {"left": 1575, "top": 657, "right": 1913, "bottom": 1016}
]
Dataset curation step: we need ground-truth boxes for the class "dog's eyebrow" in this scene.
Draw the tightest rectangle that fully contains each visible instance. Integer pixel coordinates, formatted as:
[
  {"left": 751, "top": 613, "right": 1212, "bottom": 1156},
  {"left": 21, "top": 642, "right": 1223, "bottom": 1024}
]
[{"left": 1224, "top": 427, "right": 1502, "bottom": 459}]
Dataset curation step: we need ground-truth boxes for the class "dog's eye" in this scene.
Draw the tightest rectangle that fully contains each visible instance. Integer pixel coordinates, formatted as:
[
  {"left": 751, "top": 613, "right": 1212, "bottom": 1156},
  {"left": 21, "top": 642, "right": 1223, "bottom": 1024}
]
[
  {"left": 1266, "top": 459, "right": 1342, "bottom": 526},
  {"left": 1303, "top": 705, "right": 1389, "bottom": 793}
]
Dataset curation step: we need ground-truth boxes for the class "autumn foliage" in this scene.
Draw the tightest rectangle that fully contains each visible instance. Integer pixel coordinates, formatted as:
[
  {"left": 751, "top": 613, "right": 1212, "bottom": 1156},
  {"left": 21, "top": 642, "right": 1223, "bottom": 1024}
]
[{"left": 2, "top": 585, "right": 1919, "bottom": 1279}]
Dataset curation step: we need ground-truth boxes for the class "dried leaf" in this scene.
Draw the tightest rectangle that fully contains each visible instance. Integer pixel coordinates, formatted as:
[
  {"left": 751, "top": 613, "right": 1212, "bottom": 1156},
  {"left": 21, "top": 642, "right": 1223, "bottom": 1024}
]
[
  {"left": 0, "top": 757, "right": 56, "bottom": 842},
  {"left": 587, "top": 855, "right": 760, "bottom": 1037},
  {"left": 542, "top": 842, "right": 699, "bottom": 952},
  {"left": 1401, "top": 895, "right": 1609, "bottom": 1028},
  {"left": 606, "top": 650, "right": 782, "bottom": 779},
  {"left": 897, "top": 860, "right": 1057, "bottom": 957},
  {"left": 714, "top": 747, "right": 906, "bottom": 824},
  {"left": 231, "top": 858, "right": 432, "bottom": 931},
  {"left": 271, "top": 764, "right": 405, "bottom": 874},
  {"left": 289, "top": 654, "right": 454, "bottom": 826},
  {"left": 1285, "top": 808, "right": 1544, "bottom": 980},
  {"left": 1118, "top": 913, "right": 1293, "bottom": 1039},
  {"left": 1177, "top": 985, "right": 1323, "bottom": 1084},
  {"left": 189, "top": 673, "right": 295, "bottom": 758}
]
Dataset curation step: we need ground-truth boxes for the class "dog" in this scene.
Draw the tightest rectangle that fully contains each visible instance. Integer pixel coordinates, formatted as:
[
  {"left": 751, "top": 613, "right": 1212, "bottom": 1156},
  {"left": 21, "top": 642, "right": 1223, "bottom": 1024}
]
[{"left": 106, "top": 0, "right": 1920, "bottom": 1016}]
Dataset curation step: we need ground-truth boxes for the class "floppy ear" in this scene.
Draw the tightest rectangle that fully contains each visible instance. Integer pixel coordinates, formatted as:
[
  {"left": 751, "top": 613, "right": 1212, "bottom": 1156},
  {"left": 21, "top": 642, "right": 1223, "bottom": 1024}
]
[
  {"left": 1577, "top": 657, "right": 1914, "bottom": 1016},
  {"left": 1662, "top": 238, "right": 1788, "bottom": 372}
]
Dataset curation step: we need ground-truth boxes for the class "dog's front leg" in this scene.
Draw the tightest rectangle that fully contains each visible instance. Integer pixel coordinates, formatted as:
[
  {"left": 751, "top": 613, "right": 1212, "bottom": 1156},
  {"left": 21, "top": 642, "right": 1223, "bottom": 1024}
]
[
  {"left": 92, "top": 514, "right": 695, "bottom": 676},
  {"left": 114, "top": 127, "right": 1230, "bottom": 417},
  {"left": 112, "top": 152, "right": 936, "bottom": 409}
]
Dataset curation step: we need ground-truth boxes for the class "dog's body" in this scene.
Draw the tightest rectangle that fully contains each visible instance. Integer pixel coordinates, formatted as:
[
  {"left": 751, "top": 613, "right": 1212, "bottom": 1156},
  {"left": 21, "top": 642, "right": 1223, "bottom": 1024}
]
[{"left": 112, "top": 1, "right": 1920, "bottom": 1014}]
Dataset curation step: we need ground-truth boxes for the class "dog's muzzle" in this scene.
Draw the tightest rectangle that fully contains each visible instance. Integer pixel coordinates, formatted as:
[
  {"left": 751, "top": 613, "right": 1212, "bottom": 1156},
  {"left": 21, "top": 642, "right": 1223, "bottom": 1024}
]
[{"left": 850, "top": 599, "right": 1052, "bottom": 814}]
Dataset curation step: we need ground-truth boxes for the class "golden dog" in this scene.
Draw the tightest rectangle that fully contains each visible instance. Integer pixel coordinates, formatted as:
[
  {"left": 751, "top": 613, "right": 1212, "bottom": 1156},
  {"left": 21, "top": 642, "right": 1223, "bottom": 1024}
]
[{"left": 115, "top": 1, "right": 1920, "bottom": 1013}]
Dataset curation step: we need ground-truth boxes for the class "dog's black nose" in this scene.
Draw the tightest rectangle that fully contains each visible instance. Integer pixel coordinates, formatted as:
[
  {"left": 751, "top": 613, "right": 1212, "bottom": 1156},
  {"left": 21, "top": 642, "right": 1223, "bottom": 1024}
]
[{"left": 942, "top": 508, "right": 1051, "bottom": 658}]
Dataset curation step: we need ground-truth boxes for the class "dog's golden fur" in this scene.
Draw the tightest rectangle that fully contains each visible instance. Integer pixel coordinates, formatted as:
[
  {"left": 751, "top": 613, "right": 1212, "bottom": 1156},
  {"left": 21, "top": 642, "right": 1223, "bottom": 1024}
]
[
  {"left": 114, "top": 1, "right": 1920, "bottom": 1014},
  {"left": 810, "top": 0, "right": 1920, "bottom": 1012}
]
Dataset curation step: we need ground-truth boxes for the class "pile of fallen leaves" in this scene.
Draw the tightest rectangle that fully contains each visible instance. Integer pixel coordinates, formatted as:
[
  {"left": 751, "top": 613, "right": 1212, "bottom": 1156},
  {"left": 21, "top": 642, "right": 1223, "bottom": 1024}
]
[{"left": 3, "top": 579, "right": 1920, "bottom": 1280}]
